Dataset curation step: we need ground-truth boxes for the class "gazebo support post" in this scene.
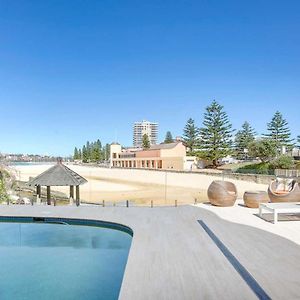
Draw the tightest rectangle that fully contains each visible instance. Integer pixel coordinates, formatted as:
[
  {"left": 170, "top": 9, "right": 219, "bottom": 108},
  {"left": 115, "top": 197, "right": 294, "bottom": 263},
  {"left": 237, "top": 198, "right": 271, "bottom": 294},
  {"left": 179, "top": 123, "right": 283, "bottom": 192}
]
[
  {"left": 76, "top": 185, "right": 80, "bottom": 206},
  {"left": 47, "top": 186, "right": 51, "bottom": 205},
  {"left": 36, "top": 185, "right": 41, "bottom": 205},
  {"left": 69, "top": 185, "right": 74, "bottom": 205}
]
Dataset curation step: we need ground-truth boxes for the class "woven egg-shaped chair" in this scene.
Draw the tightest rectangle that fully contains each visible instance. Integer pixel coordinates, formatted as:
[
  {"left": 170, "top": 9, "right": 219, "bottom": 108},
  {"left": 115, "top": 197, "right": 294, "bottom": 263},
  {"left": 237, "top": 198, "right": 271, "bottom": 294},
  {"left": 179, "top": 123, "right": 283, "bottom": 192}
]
[
  {"left": 208, "top": 180, "right": 238, "bottom": 207},
  {"left": 268, "top": 180, "right": 300, "bottom": 203}
]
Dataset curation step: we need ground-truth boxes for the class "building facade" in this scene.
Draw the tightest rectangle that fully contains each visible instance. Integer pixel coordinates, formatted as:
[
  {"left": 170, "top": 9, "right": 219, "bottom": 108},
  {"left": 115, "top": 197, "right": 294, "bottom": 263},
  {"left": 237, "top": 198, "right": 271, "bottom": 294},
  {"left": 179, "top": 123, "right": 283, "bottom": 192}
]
[
  {"left": 133, "top": 120, "right": 158, "bottom": 147},
  {"left": 110, "top": 142, "right": 197, "bottom": 171}
]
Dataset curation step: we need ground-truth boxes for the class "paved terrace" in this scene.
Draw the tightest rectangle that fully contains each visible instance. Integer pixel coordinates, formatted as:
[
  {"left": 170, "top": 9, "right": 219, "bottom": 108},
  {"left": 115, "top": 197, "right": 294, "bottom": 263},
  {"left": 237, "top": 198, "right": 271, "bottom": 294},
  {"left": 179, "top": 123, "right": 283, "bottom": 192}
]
[{"left": 0, "top": 204, "right": 300, "bottom": 300}]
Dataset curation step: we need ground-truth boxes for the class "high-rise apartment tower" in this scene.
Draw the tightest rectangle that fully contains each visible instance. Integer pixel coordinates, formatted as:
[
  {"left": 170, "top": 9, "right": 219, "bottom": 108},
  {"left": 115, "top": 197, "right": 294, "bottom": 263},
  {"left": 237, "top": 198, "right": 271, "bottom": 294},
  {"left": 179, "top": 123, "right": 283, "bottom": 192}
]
[{"left": 133, "top": 120, "right": 158, "bottom": 147}]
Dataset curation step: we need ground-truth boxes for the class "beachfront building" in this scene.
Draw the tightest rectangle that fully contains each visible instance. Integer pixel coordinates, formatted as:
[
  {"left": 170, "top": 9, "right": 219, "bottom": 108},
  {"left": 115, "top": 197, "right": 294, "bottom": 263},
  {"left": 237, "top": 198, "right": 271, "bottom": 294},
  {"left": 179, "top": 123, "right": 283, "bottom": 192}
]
[
  {"left": 110, "top": 142, "right": 197, "bottom": 171},
  {"left": 133, "top": 120, "right": 158, "bottom": 147}
]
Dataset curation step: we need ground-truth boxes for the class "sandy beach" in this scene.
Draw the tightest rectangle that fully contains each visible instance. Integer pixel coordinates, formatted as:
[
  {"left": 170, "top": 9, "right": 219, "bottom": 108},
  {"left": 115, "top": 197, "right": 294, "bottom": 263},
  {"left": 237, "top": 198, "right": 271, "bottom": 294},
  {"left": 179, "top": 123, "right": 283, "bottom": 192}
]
[{"left": 13, "top": 164, "right": 269, "bottom": 206}]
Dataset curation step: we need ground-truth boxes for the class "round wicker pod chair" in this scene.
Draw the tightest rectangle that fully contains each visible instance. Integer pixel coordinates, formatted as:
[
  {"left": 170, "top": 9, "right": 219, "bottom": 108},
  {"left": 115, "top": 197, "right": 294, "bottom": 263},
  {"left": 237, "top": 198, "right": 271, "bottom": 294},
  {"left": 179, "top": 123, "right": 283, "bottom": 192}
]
[
  {"left": 207, "top": 180, "right": 238, "bottom": 207},
  {"left": 268, "top": 180, "right": 300, "bottom": 203}
]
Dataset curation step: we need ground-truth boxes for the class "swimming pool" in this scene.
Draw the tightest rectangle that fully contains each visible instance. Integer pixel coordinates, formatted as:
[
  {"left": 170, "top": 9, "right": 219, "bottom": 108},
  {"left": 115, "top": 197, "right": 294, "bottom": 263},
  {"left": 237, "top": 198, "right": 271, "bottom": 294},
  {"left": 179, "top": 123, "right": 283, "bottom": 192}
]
[{"left": 0, "top": 217, "right": 132, "bottom": 300}]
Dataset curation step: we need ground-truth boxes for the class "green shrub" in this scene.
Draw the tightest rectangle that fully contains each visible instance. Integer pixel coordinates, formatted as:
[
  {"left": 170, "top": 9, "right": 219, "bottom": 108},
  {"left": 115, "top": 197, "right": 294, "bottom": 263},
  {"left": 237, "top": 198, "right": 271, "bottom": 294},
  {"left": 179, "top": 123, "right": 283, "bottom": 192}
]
[
  {"left": 0, "top": 178, "right": 8, "bottom": 203},
  {"left": 236, "top": 156, "right": 295, "bottom": 175},
  {"left": 0, "top": 169, "right": 14, "bottom": 203},
  {"left": 236, "top": 162, "right": 273, "bottom": 175},
  {"left": 248, "top": 139, "right": 277, "bottom": 162},
  {"left": 269, "top": 155, "right": 294, "bottom": 170}
]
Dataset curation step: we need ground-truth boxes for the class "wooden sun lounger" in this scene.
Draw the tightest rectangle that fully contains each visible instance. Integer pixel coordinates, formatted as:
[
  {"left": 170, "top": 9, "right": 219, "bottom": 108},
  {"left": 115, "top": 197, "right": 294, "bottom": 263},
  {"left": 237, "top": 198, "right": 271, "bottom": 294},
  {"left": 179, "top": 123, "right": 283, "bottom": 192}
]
[{"left": 259, "top": 202, "right": 300, "bottom": 224}]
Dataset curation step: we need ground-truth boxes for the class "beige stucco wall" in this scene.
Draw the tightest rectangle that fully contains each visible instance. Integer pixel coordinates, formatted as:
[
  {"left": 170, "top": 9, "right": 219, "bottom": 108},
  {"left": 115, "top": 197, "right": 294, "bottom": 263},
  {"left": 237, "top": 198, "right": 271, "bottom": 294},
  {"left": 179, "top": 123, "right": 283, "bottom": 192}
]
[
  {"left": 162, "top": 157, "right": 184, "bottom": 170},
  {"left": 160, "top": 143, "right": 186, "bottom": 157},
  {"left": 110, "top": 144, "right": 122, "bottom": 164},
  {"left": 136, "top": 149, "right": 160, "bottom": 158},
  {"left": 111, "top": 142, "right": 188, "bottom": 170}
]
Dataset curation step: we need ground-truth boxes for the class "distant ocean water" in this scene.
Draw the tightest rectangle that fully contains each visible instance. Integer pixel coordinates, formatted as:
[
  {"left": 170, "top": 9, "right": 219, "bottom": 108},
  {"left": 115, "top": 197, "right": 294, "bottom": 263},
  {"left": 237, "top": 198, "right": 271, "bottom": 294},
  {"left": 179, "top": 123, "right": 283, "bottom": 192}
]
[{"left": 9, "top": 162, "right": 55, "bottom": 166}]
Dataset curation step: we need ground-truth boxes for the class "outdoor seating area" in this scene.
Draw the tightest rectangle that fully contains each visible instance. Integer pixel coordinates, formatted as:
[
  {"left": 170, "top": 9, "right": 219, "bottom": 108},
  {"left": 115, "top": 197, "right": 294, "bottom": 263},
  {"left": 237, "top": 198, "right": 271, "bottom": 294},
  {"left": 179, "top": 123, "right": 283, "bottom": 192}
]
[{"left": 206, "top": 178, "right": 300, "bottom": 224}]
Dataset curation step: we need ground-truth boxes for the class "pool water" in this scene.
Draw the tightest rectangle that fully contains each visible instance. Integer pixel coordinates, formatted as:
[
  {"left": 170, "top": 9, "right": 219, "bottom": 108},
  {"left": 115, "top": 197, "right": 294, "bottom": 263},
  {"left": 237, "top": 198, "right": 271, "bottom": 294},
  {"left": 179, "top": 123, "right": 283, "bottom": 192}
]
[{"left": 0, "top": 220, "right": 132, "bottom": 300}]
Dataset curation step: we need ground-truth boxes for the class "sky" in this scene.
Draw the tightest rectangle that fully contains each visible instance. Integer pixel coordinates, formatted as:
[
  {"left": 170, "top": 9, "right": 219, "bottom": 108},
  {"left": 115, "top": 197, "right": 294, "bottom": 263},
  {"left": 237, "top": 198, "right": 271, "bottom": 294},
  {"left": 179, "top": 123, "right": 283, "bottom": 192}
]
[{"left": 0, "top": 0, "right": 299, "bottom": 156}]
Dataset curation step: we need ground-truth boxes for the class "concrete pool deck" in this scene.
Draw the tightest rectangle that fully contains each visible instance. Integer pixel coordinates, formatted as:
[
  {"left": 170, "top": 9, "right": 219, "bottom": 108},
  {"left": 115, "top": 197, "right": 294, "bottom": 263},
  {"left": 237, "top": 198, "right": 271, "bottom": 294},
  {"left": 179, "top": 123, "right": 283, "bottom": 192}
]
[{"left": 0, "top": 204, "right": 300, "bottom": 299}]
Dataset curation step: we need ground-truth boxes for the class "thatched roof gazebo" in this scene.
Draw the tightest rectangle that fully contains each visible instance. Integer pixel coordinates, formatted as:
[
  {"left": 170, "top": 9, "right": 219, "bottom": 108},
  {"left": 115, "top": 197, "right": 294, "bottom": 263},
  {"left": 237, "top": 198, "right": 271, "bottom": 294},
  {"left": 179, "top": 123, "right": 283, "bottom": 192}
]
[{"left": 28, "top": 161, "right": 87, "bottom": 206}]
